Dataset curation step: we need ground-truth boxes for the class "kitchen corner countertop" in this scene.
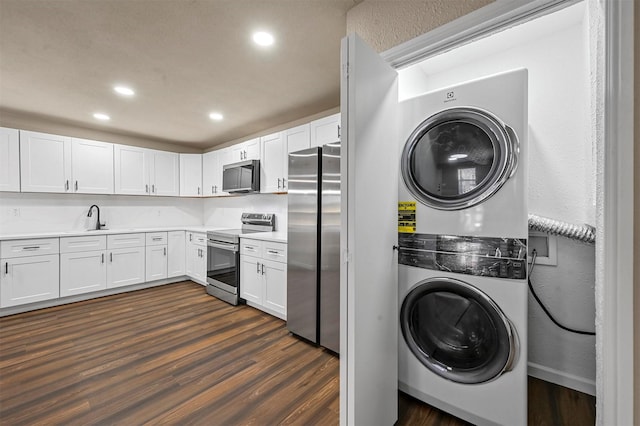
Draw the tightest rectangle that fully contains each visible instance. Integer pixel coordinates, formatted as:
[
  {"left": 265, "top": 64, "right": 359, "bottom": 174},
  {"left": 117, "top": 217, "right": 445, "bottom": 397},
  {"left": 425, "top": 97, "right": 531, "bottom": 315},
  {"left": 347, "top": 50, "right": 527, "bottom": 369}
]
[
  {"left": 0, "top": 226, "right": 220, "bottom": 241},
  {"left": 241, "top": 231, "right": 287, "bottom": 243}
]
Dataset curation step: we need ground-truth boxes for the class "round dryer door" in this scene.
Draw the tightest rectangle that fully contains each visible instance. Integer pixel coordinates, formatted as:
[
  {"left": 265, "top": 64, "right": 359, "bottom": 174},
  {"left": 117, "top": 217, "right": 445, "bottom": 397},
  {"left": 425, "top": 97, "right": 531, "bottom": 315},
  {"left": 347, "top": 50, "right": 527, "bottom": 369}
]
[
  {"left": 400, "top": 277, "right": 518, "bottom": 384},
  {"left": 401, "top": 107, "right": 518, "bottom": 210}
]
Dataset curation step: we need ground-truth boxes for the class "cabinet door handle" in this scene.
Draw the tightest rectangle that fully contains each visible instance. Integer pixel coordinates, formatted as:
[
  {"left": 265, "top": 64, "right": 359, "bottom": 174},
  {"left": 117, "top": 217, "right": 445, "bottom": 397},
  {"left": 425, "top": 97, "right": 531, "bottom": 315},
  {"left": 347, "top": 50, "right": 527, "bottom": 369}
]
[
  {"left": 152, "top": 184, "right": 156, "bottom": 193},
  {"left": 101, "top": 253, "right": 105, "bottom": 263},
  {"left": 261, "top": 263, "right": 265, "bottom": 275},
  {"left": 277, "top": 178, "right": 281, "bottom": 189},
  {"left": 267, "top": 250, "right": 278, "bottom": 255},
  {"left": 337, "top": 124, "right": 341, "bottom": 138},
  {"left": 164, "top": 247, "right": 166, "bottom": 256},
  {"left": 110, "top": 252, "right": 113, "bottom": 262},
  {"left": 65, "top": 180, "right": 69, "bottom": 191},
  {"left": 197, "top": 187, "right": 201, "bottom": 195},
  {"left": 212, "top": 185, "right": 214, "bottom": 194},
  {"left": 282, "top": 178, "right": 286, "bottom": 188},
  {"left": 190, "top": 234, "right": 193, "bottom": 242},
  {"left": 22, "top": 246, "right": 40, "bottom": 251},
  {"left": 256, "top": 262, "right": 260, "bottom": 273},
  {"left": 75, "top": 181, "right": 78, "bottom": 191},
  {"left": 5, "top": 262, "right": 8, "bottom": 275},
  {"left": 214, "top": 185, "right": 217, "bottom": 193},
  {"left": 152, "top": 237, "right": 163, "bottom": 241},
  {"left": 146, "top": 184, "right": 149, "bottom": 194}
]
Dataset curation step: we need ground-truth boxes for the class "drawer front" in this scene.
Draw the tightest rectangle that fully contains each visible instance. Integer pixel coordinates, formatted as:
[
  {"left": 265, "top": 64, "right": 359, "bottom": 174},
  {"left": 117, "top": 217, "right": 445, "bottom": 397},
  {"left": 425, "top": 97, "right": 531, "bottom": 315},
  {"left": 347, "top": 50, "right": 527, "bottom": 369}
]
[
  {"left": 263, "top": 241, "right": 287, "bottom": 263},
  {"left": 240, "top": 239, "right": 263, "bottom": 257},
  {"left": 1, "top": 238, "right": 60, "bottom": 258},
  {"left": 188, "top": 232, "right": 206, "bottom": 247},
  {"left": 107, "top": 233, "right": 145, "bottom": 249},
  {"left": 60, "top": 235, "right": 107, "bottom": 253},
  {"left": 146, "top": 232, "right": 168, "bottom": 246}
]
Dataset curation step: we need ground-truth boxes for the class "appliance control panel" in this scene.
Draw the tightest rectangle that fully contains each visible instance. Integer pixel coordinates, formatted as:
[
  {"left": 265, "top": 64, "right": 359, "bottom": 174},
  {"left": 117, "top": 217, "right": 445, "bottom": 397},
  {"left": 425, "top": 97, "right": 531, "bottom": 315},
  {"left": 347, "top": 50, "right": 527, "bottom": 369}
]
[{"left": 398, "top": 233, "right": 527, "bottom": 280}]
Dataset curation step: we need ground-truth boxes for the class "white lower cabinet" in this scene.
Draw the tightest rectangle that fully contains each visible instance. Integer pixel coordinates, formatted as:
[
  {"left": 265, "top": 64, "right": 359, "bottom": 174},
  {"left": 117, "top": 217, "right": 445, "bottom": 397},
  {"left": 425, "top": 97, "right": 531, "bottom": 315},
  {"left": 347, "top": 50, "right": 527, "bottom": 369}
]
[
  {"left": 60, "top": 250, "right": 107, "bottom": 296},
  {"left": 167, "top": 231, "right": 186, "bottom": 278},
  {"left": 107, "top": 247, "right": 145, "bottom": 288},
  {"left": 239, "top": 238, "right": 287, "bottom": 319},
  {"left": 145, "top": 232, "right": 168, "bottom": 282},
  {"left": 1, "top": 254, "right": 60, "bottom": 308},
  {"left": 185, "top": 232, "right": 206, "bottom": 285}
]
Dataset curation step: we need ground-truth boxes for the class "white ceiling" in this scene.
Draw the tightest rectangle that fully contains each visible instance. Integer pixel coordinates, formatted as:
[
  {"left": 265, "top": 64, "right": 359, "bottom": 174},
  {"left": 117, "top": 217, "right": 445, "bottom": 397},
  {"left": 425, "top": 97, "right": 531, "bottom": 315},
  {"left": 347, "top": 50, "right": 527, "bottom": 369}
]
[{"left": 0, "top": 0, "right": 361, "bottom": 150}]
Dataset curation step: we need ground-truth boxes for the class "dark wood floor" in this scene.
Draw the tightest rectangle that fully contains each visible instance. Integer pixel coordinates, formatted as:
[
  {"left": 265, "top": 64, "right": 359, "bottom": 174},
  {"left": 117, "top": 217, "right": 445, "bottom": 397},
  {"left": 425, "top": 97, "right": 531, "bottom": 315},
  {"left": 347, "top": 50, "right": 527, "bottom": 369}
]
[{"left": 0, "top": 281, "right": 595, "bottom": 425}]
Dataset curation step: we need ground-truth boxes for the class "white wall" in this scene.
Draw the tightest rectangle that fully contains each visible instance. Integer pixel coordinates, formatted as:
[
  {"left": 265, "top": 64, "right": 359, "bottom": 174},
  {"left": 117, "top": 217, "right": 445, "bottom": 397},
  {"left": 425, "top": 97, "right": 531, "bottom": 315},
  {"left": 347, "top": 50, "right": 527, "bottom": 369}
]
[
  {"left": 399, "top": 3, "right": 596, "bottom": 394},
  {"left": 203, "top": 194, "right": 288, "bottom": 232},
  {"left": 0, "top": 192, "right": 203, "bottom": 235}
]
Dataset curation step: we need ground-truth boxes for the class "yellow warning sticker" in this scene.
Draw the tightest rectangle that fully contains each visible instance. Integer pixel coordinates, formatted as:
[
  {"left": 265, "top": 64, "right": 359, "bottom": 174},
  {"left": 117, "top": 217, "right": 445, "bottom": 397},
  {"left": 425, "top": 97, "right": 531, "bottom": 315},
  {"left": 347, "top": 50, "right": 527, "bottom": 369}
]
[{"left": 398, "top": 201, "right": 416, "bottom": 233}]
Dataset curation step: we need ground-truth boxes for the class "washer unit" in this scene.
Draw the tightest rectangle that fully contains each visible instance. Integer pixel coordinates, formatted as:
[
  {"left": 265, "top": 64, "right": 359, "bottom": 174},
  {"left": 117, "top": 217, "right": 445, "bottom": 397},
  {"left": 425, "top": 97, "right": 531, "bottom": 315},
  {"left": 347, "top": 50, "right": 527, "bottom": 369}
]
[{"left": 397, "top": 69, "right": 528, "bottom": 426}]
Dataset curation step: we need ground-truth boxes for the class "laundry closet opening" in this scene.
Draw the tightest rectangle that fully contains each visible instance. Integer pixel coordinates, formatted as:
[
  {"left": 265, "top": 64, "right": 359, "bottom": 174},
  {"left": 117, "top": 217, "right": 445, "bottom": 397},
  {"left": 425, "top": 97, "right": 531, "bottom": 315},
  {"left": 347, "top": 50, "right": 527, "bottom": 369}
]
[{"left": 396, "top": 0, "right": 597, "bottom": 396}]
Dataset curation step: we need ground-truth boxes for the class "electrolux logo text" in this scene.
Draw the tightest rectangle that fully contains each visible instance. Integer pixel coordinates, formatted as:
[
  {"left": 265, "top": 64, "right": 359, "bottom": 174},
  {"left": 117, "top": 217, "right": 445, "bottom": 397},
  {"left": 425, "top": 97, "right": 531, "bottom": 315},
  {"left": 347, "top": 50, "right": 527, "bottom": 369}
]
[{"left": 444, "top": 90, "right": 457, "bottom": 103}]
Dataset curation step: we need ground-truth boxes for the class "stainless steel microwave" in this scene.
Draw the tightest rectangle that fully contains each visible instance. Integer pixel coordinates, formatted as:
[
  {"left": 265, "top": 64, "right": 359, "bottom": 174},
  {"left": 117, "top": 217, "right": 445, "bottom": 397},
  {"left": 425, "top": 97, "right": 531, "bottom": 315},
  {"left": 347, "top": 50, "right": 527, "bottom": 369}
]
[{"left": 222, "top": 160, "right": 261, "bottom": 193}]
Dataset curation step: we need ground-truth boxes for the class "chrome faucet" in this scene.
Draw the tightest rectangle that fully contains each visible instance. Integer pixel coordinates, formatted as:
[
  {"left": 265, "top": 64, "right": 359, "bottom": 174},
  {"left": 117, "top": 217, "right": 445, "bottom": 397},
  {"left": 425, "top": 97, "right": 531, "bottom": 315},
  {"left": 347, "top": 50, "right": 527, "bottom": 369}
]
[{"left": 87, "top": 205, "right": 105, "bottom": 230}]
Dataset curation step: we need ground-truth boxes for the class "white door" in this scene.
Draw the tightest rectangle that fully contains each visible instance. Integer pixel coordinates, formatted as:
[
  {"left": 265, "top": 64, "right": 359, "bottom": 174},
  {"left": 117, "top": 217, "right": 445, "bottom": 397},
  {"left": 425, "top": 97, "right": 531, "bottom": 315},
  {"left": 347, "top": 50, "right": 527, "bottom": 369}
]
[
  {"left": 0, "top": 127, "right": 20, "bottom": 192},
  {"left": 260, "top": 132, "right": 285, "bottom": 193},
  {"left": 240, "top": 256, "right": 261, "bottom": 305},
  {"left": 70, "top": 138, "right": 114, "bottom": 194},
  {"left": 1, "top": 254, "right": 60, "bottom": 307},
  {"left": 114, "top": 144, "right": 150, "bottom": 195},
  {"left": 284, "top": 124, "right": 311, "bottom": 190},
  {"left": 340, "top": 34, "right": 399, "bottom": 426},
  {"left": 107, "top": 247, "right": 146, "bottom": 288},
  {"left": 202, "top": 150, "right": 218, "bottom": 196},
  {"left": 262, "top": 258, "right": 286, "bottom": 318},
  {"left": 167, "top": 231, "right": 186, "bottom": 278},
  {"left": 145, "top": 245, "right": 168, "bottom": 281},
  {"left": 60, "top": 250, "right": 107, "bottom": 296},
  {"left": 20, "top": 130, "right": 72, "bottom": 193},
  {"left": 150, "top": 150, "right": 180, "bottom": 196},
  {"left": 179, "top": 154, "right": 202, "bottom": 196},
  {"left": 243, "top": 138, "right": 260, "bottom": 160},
  {"left": 186, "top": 244, "right": 205, "bottom": 284},
  {"left": 310, "top": 113, "right": 341, "bottom": 148}
]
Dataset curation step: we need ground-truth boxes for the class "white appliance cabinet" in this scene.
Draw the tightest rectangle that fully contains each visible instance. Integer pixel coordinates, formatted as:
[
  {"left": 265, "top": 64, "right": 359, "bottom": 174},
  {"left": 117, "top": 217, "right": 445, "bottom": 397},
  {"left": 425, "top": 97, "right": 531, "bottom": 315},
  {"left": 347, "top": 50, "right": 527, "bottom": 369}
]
[
  {"left": 0, "top": 127, "right": 20, "bottom": 192},
  {"left": 239, "top": 238, "right": 287, "bottom": 320},
  {"left": 60, "top": 235, "right": 108, "bottom": 297},
  {"left": 145, "top": 232, "right": 168, "bottom": 281},
  {"left": 260, "top": 132, "right": 286, "bottom": 193},
  {"left": 230, "top": 138, "right": 260, "bottom": 162},
  {"left": 0, "top": 238, "right": 60, "bottom": 308},
  {"left": 114, "top": 145, "right": 180, "bottom": 196},
  {"left": 107, "top": 233, "right": 146, "bottom": 289},
  {"left": 309, "top": 113, "right": 341, "bottom": 148},
  {"left": 186, "top": 232, "right": 207, "bottom": 285}
]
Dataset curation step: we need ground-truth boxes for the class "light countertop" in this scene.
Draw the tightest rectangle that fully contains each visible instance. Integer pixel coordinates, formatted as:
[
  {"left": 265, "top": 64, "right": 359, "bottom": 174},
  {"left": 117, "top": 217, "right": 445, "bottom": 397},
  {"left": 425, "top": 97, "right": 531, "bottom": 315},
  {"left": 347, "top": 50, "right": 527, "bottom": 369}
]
[
  {"left": 240, "top": 231, "right": 287, "bottom": 243},
  {"left": 0, "top": 226, "right": 219, "bottom": 241}
]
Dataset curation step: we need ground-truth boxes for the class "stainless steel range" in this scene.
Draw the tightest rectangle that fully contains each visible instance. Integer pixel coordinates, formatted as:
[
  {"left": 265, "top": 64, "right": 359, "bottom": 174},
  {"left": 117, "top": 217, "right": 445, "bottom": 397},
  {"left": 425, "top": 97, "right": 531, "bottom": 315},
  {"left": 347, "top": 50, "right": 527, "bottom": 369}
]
[{"left": 206, "top": 213, "right": 275, "bottom": 305}]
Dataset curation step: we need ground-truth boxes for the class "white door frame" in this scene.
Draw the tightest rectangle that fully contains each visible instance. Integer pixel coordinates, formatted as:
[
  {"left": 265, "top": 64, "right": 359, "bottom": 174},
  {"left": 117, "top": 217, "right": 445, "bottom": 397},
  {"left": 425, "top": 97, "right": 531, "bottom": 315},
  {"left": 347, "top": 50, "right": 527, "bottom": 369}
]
[{"left": 381, "top": 0, "right": 634, "bottom": 424}]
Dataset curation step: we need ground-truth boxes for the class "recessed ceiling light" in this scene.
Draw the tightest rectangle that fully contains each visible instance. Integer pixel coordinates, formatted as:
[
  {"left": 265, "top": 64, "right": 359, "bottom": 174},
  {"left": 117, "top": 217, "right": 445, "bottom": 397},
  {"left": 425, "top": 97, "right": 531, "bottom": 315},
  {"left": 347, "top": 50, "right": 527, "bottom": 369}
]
[
  {"left": 252, "top": 31, "right": 274, "bottom": 47},
  {"left": 209, "top": 112, "right": 224, "bottom": 121},
  {"left": 113, "top": 85, "right": 135, "bottom": 96},
  {"left": 93, "top": 112, "right": 111, "bottom": 121}
]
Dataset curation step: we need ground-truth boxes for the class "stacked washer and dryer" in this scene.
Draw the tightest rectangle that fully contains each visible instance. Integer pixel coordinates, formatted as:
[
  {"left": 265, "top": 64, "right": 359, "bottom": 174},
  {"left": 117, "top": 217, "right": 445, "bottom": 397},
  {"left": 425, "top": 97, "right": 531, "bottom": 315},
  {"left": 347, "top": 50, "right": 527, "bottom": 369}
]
[{"left": 397, "top": 69, "right": 529, "bottom": 425}]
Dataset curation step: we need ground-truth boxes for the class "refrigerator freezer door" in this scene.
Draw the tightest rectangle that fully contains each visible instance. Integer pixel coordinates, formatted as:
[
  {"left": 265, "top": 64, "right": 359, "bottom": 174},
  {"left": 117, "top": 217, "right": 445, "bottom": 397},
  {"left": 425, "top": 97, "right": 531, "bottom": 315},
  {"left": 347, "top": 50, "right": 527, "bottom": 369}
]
[
  {"left": 320, "top": 142, "right": 341, "bottom": 353},
  {"left": 287, "top": 147, "right": 320, "bottom": 343}
]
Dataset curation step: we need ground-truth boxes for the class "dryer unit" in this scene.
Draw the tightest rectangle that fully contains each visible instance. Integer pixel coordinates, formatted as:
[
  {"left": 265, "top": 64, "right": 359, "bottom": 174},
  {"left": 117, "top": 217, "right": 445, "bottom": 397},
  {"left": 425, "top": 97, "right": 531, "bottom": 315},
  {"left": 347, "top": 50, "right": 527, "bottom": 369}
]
[
  {"left": 399, "top": 68, "right": 528, "bottom": 239},
  {"left": 397, "top": 69, "right": 528, "bottom": 426}
]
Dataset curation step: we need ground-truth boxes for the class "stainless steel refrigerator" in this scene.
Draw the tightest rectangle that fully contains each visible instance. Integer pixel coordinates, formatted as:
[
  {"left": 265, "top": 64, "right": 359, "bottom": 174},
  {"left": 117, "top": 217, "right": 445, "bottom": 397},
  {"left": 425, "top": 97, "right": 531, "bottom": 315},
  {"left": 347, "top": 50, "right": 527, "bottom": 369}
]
[{"left": 287, "top": 142, "right": 340, "bottom": 353}]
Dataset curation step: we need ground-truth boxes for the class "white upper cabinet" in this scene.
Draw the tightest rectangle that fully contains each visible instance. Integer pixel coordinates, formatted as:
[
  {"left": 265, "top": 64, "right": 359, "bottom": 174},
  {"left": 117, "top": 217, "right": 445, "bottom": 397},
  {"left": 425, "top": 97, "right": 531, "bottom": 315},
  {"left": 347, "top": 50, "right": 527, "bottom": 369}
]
[
  {"left": 260, "top": 132, "right": 285, "bottom": 193},
  {"left": 20, "top": 130, "right": 72, "bottom": 193},
  {"left": 179, "top": 153, "right": 202, "bottom": 196},
  {"left": 230, "top": 137, "right": 260, "bottom": 163},
  {"left": 286, "top": 124, "right": 311, "bottom": 154},
  {"left": 0, "top": 127, "right": 20, "bottom": 192},
  {"left": 202, "top": 149, "right": 229, "bottom": 197},
  {"left": 70, "top": 138, "right": 114, "bottom": 194},
  {"left": 114, "top": 144, "right": 148, "bottom": 195},
  {"left": 149, "top": 150, "right": 179, "bottom": 196},
  {"left": 310, "top": 113, "right": 341, "bottom": 148},
  {"left": 114, "top": 145, "right": 179, "bottom": 196}
]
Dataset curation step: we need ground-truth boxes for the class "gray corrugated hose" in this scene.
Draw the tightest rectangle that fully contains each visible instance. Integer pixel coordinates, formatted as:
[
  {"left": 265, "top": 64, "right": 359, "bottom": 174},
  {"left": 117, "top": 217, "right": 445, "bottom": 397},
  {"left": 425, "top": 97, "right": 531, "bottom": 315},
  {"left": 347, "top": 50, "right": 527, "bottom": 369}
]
[{"left": 528, "top": 214, "right": 596, "bottom": 244}]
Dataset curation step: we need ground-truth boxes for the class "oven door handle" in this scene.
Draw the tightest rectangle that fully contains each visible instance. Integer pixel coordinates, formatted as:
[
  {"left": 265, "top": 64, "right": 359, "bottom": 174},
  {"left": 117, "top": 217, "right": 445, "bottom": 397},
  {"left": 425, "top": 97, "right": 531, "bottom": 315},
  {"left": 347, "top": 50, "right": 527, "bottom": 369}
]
[{"left": 207, "top": 241, "right": 238, "bottom": 252}]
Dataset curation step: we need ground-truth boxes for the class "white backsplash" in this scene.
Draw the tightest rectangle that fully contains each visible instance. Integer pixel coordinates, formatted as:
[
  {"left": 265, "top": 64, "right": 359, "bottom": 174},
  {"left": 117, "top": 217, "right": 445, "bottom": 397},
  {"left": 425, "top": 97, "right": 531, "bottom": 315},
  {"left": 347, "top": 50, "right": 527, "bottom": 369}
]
[
  {"left": 0, "top": 192, "right": 203, "bottom": 234},
  {"left": 203, "top": 194, "right": 288, "bottom": 231}
]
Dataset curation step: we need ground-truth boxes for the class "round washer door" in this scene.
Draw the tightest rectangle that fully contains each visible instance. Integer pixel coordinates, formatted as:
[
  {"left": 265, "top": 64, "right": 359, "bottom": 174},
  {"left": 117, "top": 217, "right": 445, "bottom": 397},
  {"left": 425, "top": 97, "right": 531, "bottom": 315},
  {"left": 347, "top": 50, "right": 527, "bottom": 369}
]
[
  {"left": 401, "top": 107, "right": 518, "bottom": 210},
  {"left": 400, "top": 277, "right": 518, "bottom": 384}
]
